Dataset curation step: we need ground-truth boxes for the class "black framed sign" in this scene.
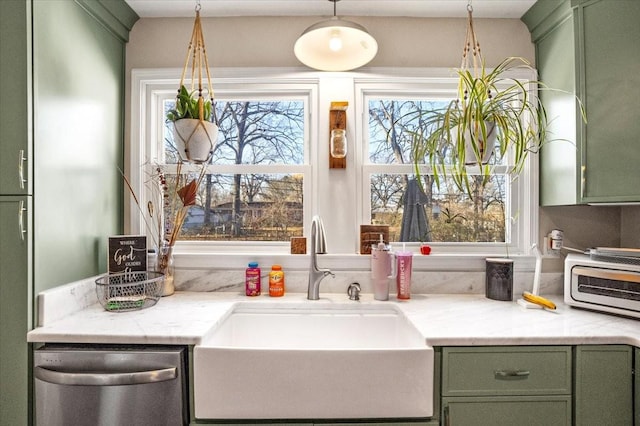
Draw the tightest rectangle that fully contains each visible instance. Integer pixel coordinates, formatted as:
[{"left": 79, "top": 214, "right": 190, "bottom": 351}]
[{"left": 108, "top": 235, "right": 147, "bottom": 274}]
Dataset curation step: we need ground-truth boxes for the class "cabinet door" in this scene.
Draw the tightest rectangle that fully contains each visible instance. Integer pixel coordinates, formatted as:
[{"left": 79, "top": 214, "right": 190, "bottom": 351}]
[
  {"left": 320, "top": 422, "right": 437, "bottom": 426},
  {"left": 574, "top": 345, "right": 633, "bottom": 426},
  {"left": 0, "top": 197, "right": 32, "bottom": 425},
  {"left": 0, "top": 0, "right": 31, "bottom": 195},
  {"left": 577, "top": 0, "right": 640, "bottom": 202},
  {"left": 32, "top": 0, "right": 126, "bottom": 291},
  {"left": 524, "top": 0, "right": 640, "bottom": 204},
  {"left": 442, "top": 396, "right": 571, "bottom": 426},
  {"left": 532, "top": 2, "right": 580, "bottom": 206},
  {"left": 633, "top": 348, "right": 640, "bottom": 426}
]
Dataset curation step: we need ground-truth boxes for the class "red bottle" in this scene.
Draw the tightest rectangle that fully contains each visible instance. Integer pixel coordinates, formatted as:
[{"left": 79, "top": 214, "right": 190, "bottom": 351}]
[{"left": 245, "top": 262, "right": 261, "bottom": 296}]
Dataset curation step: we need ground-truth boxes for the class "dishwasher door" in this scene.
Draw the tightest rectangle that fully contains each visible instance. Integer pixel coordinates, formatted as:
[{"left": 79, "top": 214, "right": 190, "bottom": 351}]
[{"left": 34, "top": 345, "right": 188, "bottom": 426}]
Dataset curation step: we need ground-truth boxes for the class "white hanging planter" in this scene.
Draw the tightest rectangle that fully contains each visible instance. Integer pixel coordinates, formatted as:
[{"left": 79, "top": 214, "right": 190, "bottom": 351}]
[
  {"left": 173, "top": 118, "right": 218, "bottom": 164},
  {"left": 459, "top": 120, "right": 497, "bottom": 165}
]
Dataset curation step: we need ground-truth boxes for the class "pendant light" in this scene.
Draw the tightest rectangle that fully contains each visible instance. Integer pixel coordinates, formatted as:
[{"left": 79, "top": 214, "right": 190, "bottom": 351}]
[{"left": 294, "top": 0, "right": 378, "bottom": 71}]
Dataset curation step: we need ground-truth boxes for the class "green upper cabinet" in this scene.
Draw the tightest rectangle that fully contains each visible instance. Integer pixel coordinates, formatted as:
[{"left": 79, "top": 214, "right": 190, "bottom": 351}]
[
  {"left": 523, "top": 0, "right": 640, "bottom": 205},
  {"left": 0, "top": 0, "right": 31, "bottom": 196},
  {"left": 31, "top": 0, "right": 135, "bottom": 290},
  {"left": 0, "top": 1, "right": 138, "bottom": 425}
]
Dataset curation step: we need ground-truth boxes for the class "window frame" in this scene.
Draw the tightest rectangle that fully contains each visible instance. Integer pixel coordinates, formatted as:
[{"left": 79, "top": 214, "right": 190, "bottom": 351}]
[
  {"left": 129, "top": 68, "right": 318, "bottom": 253},
  {"left": 130, "top": 67, "right": 539, "bottom": 266},
  {"left": 353, "top": 70, "right": 538, "bottom": 257}
]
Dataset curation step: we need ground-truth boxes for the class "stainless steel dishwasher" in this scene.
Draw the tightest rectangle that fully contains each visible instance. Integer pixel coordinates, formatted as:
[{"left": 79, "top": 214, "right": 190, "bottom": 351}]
[{"left": 34, "top": 344, "right": 188, "bottom": 426}]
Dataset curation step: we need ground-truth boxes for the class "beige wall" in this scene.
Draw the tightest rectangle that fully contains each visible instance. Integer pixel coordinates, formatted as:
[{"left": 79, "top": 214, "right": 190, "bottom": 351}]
[
  {"left": 126, "top": 16, "right": 535, "bottom": 69},
  {"left": 125, "top": 16, "right": 638, "bottom": 269},
  {"left": 621, "top": 206, "right": 640, "bottom": 247}
]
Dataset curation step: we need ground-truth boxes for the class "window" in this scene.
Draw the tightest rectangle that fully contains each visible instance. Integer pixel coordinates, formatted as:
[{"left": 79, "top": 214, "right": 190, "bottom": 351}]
[
  {"left": 366, "top": 98, "right": 508, "bottom": 243},
  {"left": 355, "top": 73, "right": 537, "bottom": 256},
  {"left": 130, "top": 70, "right": 316, "bottom": 251},
  {"left": 162, "top": 98, "right": 306, "bottom": 242},
  {"left": 131, "top": 69, "right": 537, "bottom": 257}
]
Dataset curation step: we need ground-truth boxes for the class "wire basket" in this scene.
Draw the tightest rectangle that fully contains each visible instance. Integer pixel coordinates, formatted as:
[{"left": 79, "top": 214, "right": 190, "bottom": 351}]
[{"left": 95, "top": 271, "right": 165, "bottom": 312}]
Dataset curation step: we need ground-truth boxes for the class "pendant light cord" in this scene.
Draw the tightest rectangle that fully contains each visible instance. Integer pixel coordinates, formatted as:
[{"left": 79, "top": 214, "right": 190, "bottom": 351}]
[{"left": 331, "top": 0, "right": 339, "bottom": 17}]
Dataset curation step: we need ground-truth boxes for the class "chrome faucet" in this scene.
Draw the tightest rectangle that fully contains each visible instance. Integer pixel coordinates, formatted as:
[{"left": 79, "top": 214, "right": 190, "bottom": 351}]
[{"left": 307, "top": 215, "right": 334, "bottom": 300}]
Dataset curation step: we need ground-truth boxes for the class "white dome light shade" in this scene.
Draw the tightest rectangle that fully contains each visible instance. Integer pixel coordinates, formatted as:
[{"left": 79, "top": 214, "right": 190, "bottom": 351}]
[{"left": 294, "top": 17, "right": 378, "bottom": 71}]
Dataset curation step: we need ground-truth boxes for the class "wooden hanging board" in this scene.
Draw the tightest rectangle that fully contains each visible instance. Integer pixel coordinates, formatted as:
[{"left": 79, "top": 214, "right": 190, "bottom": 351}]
[{"left": 329, "top": 101, "right": 348, "bottom": 169}]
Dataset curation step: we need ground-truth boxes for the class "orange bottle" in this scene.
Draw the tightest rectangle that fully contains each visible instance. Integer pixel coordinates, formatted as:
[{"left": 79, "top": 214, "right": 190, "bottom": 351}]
[{"left": 269, "top": 265, "right": 285, "bottom": 297}]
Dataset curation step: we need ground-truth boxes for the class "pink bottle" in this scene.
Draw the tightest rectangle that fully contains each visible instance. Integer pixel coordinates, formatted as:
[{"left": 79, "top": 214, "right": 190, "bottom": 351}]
[
  {"left": 371, "top": 235, "right": 393, "bottom": 301},
  {"left": 395, "top": 249, "right": 413, "bottom": 299}
]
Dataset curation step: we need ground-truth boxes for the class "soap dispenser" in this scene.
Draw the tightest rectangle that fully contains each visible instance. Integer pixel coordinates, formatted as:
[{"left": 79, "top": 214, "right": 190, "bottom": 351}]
[{"left": 371, "top": 234, "right": 393, "bottom": 300}]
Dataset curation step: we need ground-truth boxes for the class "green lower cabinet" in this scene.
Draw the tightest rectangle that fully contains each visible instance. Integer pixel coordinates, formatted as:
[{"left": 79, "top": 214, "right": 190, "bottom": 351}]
[
  {"left": 0, "top": 197, "right": 32, "bottom": 426},
  {"left": 636, "top": 348, "right": 639, "bottom": 426},
  {"left": 192, "top": 421, "right": 437, "bottom": 425},
  {"left": 191, "top": 424, "right": 309, "bottom": 426},
  {"left": 319, "top": 422, "right": 437, "bottom": 425},
  {"left": 440, "top": 346, "right": 572, "bottom": 426},
  {"left": 442, "top": 396, "right": 571, "bottom": 426},
  {"left": 574, "top": 345, "right": 634, "bottom": 426},
  {"left": 438, "top": 345, "right": 638, "bottom": 426}
]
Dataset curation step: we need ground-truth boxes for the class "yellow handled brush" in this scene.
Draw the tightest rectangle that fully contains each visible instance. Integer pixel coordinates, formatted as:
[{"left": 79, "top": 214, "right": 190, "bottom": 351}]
[{"left": 522, "top": 291, "right": 556, "bottom": 310}]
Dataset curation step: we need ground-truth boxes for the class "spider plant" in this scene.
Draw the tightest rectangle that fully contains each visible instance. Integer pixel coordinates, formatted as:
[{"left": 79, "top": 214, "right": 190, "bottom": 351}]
[{"left": 411, "top": 56, "right": 585, "bottom": 199}]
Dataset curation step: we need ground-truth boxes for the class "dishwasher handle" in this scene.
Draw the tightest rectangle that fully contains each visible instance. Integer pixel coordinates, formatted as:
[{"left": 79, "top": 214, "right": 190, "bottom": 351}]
[{"left": 34, "top": 366, "right": 177, "bottom": 386}]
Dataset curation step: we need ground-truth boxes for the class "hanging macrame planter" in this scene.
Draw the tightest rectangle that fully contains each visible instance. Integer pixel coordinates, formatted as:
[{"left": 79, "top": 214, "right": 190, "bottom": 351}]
[
  {"left": 410, "top": 0, "right": 580, "bottom": 200},
  {"left": 168, "top": 3, "right": 218, "bottom": 164},
  {"left": 456, "top": 2, "right": 496, "bottom": 166}
]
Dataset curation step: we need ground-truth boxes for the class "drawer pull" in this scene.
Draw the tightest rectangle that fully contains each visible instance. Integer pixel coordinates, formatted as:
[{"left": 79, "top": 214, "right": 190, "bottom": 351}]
[
  {"left": 18, "top": 200, "right": 27, "bottom": 241},
  {"left": 495, "top": 369, "right": 530, "bottom": 379},
  {"left": 18, "top": 149, "right": 27, "bottom": 190}
]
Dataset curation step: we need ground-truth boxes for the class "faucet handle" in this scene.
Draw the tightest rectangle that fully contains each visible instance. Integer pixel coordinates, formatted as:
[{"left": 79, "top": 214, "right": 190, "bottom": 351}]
[{"left": 347, "top": 282, "right": 361, "bottom": 301}]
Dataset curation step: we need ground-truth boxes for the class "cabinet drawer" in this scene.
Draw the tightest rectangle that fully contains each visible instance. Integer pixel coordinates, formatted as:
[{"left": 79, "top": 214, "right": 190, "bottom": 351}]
[
  {"left": 442, "top": 396, "right": 571, "bottom": 426},
  {"left": 442, "top": 346, "right": 571, "bottom": 396}
]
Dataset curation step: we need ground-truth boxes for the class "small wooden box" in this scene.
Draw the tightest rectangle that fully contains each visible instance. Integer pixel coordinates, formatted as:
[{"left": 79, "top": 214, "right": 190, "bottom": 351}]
[
  {"left": 360, "top": 225, "right": 389, "bottom": 254},
  {"left": 290, "top": 237, "right": 307, "bottom": 254}
]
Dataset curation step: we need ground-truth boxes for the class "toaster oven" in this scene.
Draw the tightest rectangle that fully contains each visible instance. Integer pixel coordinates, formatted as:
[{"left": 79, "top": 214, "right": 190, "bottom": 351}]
[{"left": 565, "top": 253, "right": 640, "bottom": 319}]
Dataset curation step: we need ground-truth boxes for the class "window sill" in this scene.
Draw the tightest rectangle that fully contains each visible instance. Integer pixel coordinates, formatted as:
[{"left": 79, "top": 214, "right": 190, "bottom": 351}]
[{"left": 172, "top": 251, "right": 542, "bottom": 273}]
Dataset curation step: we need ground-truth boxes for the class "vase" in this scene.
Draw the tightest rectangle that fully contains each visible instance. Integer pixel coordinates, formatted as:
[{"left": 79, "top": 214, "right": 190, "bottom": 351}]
[
  {"left": 172, "top": 118, "right": 218, "bottom": 163},
  {"left": 485, "top": 258, "right": 513, "bottom": 301},
  {"left": 459, "top": 120, "right": 497, "bottom": 165},
  {"left": 156, "top": 243, "right": 175, "bottom": 296}
]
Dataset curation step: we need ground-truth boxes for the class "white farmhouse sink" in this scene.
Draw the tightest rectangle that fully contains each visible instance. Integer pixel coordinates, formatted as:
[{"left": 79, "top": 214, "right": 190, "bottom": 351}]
[{"left": 194, "top": 302, "right": 434, "bottom": 420}]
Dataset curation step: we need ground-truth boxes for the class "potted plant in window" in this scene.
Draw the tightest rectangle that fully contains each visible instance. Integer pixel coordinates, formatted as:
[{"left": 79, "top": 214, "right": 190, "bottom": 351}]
[
  {"left": 166, "top": 84, "right": 218, "bottom": 164},
  {"left": 166, "top": 5, "right": 218, "bottom": 164},
  {"left": 410, "top": 5, "right": 585, "bottom": 199},
  {"left": 411, "top": 57, "right": 552, "bottom": 197}
]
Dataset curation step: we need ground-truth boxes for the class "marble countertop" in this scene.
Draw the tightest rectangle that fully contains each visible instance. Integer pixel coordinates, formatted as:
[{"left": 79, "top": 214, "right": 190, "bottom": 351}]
[{"left": 27, "top": 284, "right": 640, "bottom": 347}]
